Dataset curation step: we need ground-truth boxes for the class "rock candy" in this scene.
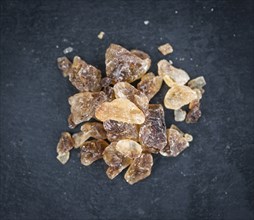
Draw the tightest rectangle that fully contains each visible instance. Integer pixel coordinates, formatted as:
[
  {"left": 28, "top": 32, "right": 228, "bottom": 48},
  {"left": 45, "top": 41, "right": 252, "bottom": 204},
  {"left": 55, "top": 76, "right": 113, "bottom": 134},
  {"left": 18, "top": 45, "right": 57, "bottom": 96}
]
[
  {"left": 80, "top": 139, "right": 108, "bottom": 166},
  {"left": 103, "top": 142, "right": 132, "bottom": 179},
  {"left": 124, "top": 153, "right": 153, "bottom": 185},
  {"left": 158, "top": 43, "right": 173, "bottom": 55},
  {"left": 105, "top": 44, "right": 151, "bottom": 83},
  {"left": 188, "top": 76, "right": 206, "bottom": 90},
  {"left": 160, "top": 126, "right": 189, "bottom": 157},
  {"left": 174, "top": 109, "right": 187, "bottom": 122},
  {"left": 186, "top": 102, "right": 202, "bottom": 123},
  {"left": 115, "top": 140, "right": 142, "bottom": 159},
  {"left": 72, "top": 122, "right": 106, "bottom": 148},
  {"left": 103, "top": 120, "right": 138, "bottom": 142},
  {"left": 139, "top": 104, "right": 167, "bottom": 150},
  {"left": 158, "top": 60, "right": 190, "bottom": 87},
  {"left": 164, "top": 85, "right": 197, "bottom": 110},
  {"left": 113, "top": 82, "right": 149, "bottom": 112},
  {"left": 57, "top": 56, "right": 72, "bottom": 77},
  {"left": 137, "top": 72, "right": 163, "bottom": 100},
  {"left": 56, "top": 132, "right": 74, "bottom": 164},
  {"left": 69, "top": 56, "right": 102, "bottom": 92},
  {"left": 95, "top": 98, "right": 145, "bottom": 124},
  {"left": 68, "top": 91, "right": 107, "bottom": 128}
]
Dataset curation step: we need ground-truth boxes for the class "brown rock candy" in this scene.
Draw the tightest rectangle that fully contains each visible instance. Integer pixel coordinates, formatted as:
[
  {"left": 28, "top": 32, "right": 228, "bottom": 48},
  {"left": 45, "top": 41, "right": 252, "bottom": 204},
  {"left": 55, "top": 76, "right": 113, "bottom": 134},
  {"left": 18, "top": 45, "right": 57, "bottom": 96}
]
[
  {"left": 184, "top": 133, "right": 193, "bottom": 142},
  {"left": 164, "top": 85, "right": 197, "bottom": 110},
  {"left": 113, "top": 82, "right": 149, "bottom": 112},
  {"left": 158, "top": 43, "right": 173, "bottom": 55},
  {"left": 103, "top": 142, "right": 132, "bottom": 179},
  {"left": 174, "top": 109, "right": 187, "bottom": 122},
  {"left": 101, "top": 77, "right": 114, "bottom": 101},
  {"left": 115, "top": 140, "right": 142, "bottom": 159},
  {"left": 186, "top": 100, "right": 202, "bottom": 123},
  {"left": 56, "top": 132, "right": 74, "bottom": 164},
  {"left": 80, "top": 139, "right": 108, "bottom": 166},
  {"left": 95, "top": 98, "right": 145, "bottom": 124},
  {"left": 158, "top": 60, "right": 190, "bottom": 87},
  {"left": 57, "top": 56, "right": 72, "bottom": 77},
  {"left": 130, "top": 49, "right": 151, "bottom": 60},
  {"left": 69, "top": 56, "right": 102, "bottom": 92},
  {"left": 187, "top": 76, "right": 206, "bottom": 90},
  {"left": 141, "top": 145, "right": 159, "bottom": 154},
  {"left": 139, "top": 104, "right": 167, "bottom": 150},
  {"left": 68, "top": 91, "right": 107, "bottom": 128},
  {"left": 72, "top": 122, "right": 107, "bottom": 148},
  {"left": 124, "top": 153, "right": 153, "bottom": 185},
  {"left": 160, "top": 126, "right": 189, "bottom": 157},
  {"left": 105, "top": 44, "right": 151, "bottom": 83},
  {"left": 103, "top": 120, "right": 138, "bottom": 142},
  {"left": 137, "top": 72, "right": 163, "bottom": 100}
]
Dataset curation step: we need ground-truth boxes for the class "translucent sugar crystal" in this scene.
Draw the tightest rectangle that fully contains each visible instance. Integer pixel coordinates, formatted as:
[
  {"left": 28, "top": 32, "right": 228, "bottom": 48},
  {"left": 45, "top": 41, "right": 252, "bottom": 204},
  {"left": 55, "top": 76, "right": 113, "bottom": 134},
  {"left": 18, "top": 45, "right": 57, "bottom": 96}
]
[
  {"left": 158, "top": 60, "right": 190, "bottom": 87},
  {"left": 113, "top": 82, "right": 149, "bottom": 112},
  {"left": 105, "top": 44, "right": 151, "bottom": 83},
  {"left": 68, "top": 91, "right": 108, "bottom": 128},
  {"left": 57, "top": 56, "right": 72, "bottom": 77},
  {"left": 115, "top": 140, "right": 142, "bottom": 159},
  {"left": 174, "top": 109, "right": 187, "bottom": 122},
  {"left": 158, "top": 43, "right": 173, "bottom": 55},
  {"left": 72, "top": 122, "right": 107, "bottom": 148},
  {"left": 137, "top": 72, "right": 163, "bottom": 100},
  {"left": 160, "top": 125, "right": 190, "bottom": 157},
  {"left": 188, "top": 76, "right": 206, "bottom": 90},
  {"left": 80, "top": 139, "right": 108, "bottom": 166},
  {"left": 56, "top": 132, "right": 74, "bottom": 164},
  {"left": 124, "top": 153, "right": 153, "bottom": 185},
  {"left": 69, "top": 56, "right": 102, "bottom": 92},
  {"left": 103, "top": 120, "right": 138, "bottom": 142},
  {"left": 139, "top": 104, "right": 167, "bottom": 150},
  {"left": 164, "top": 85, "right": 197, "bottom": 110},
  {"left": 186, "top": 99, "right": 202, "bottom": 123},
  {"left": 103, "top": 142, "right": 132, "bottom": 179},
  {"left": 95, "top": 98, "right": 145, "bottom": 124}
]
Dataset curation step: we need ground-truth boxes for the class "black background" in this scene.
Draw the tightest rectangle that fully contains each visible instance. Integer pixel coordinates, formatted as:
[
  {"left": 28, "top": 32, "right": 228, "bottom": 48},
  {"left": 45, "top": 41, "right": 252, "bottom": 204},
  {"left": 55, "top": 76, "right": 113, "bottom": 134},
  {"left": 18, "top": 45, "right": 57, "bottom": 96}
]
[{"left": 0, "top": 0, "right": 254, "bottom": 220}]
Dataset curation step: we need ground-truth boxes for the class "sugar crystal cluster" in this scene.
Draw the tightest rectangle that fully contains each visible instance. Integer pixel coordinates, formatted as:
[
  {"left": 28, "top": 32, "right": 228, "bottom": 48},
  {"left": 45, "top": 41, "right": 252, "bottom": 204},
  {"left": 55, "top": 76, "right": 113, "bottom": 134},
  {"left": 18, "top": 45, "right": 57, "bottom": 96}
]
[{"left": 55, "top": 43, "right": 206, "bottom": 184}]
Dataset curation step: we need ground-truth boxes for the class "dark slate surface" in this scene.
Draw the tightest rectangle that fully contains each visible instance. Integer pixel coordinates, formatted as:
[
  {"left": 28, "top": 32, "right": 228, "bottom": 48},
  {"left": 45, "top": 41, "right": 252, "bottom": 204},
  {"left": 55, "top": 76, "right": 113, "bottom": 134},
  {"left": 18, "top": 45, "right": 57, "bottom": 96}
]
[{"left": 0, "top": 0, "right": 253, "bottom": 219}]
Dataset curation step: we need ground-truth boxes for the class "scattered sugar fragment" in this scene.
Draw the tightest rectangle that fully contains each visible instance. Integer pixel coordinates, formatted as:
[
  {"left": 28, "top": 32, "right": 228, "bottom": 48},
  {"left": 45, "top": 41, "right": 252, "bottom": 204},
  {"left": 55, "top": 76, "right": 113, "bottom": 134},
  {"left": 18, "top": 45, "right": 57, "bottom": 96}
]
[
  {"left": 184, "top": 133, "right": 193, "bottom": 142},
  {"left": 97, "top": 31, "right": 105, "bottom": 40},
  {"left": 144, "top": 20, "right": 150, "bottom": 25},
  {"left": 63, "top": 47, "right": 73, "bottom": 54},
  {"left": 158, "top": 43, "right": 173, "bottom": 55},
  {"left": 174, "top": 109, "right": 186, "bottom": 122}
]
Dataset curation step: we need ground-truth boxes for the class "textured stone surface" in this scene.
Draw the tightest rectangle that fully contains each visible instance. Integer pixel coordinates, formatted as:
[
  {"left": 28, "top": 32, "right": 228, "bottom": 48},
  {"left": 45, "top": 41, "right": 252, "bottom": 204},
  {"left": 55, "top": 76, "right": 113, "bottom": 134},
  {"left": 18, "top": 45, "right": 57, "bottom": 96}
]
[{"left": 1, "top": 1, "right": 253, "bottom": 220}]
